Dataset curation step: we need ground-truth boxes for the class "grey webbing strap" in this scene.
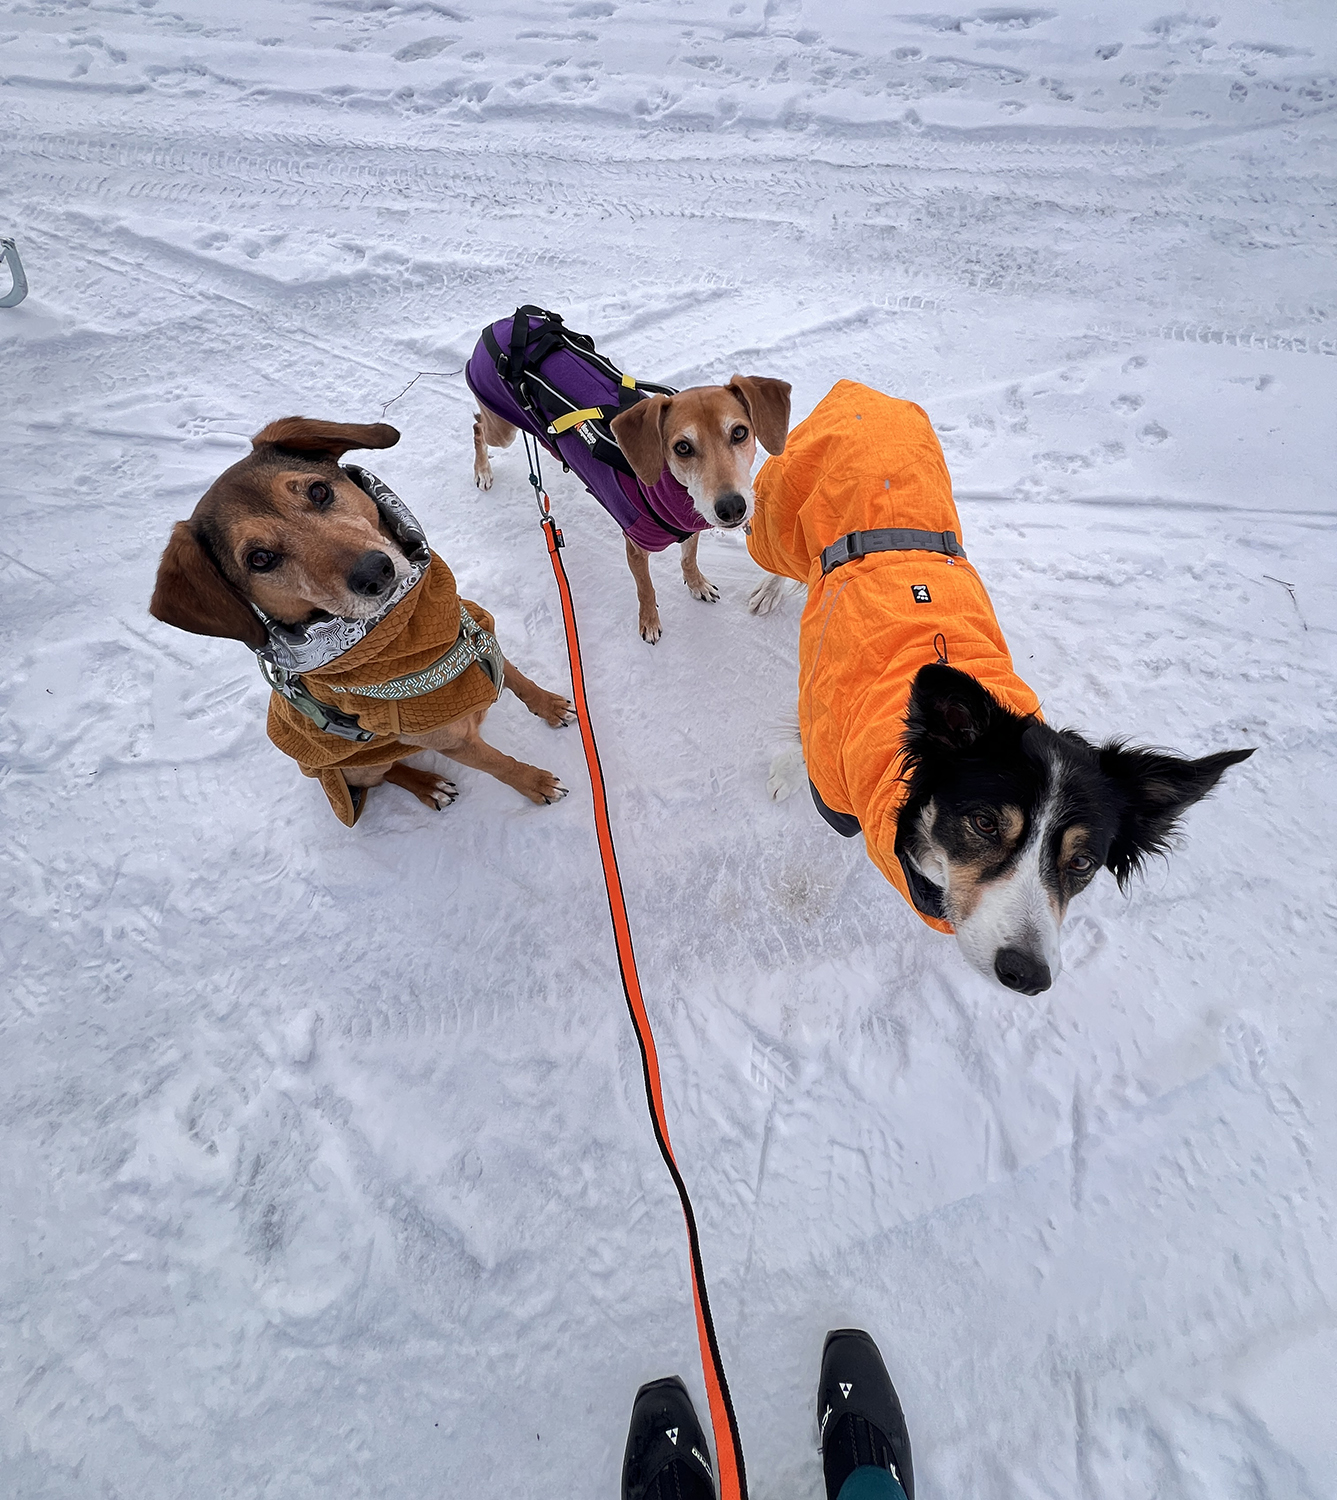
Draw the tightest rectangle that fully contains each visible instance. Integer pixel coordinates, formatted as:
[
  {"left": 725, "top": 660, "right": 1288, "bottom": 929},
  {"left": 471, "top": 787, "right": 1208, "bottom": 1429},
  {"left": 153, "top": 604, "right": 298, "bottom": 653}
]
[
  {"left": 344, "top": 605, "right": 503, "bottom": 700},
  {"left": 820, "top": 527, "right": 965, "bottom": 575}
]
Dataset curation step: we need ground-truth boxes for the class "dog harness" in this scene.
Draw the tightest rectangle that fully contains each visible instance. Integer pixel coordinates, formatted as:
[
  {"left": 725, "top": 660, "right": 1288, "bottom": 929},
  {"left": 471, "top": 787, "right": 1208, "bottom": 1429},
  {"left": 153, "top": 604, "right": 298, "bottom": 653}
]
[
  {"left": 466, "top": 305, "right": 712, "bottom": 554},
  {"left": 746, "top": 380, "right": 1042, "bottom": 932}
]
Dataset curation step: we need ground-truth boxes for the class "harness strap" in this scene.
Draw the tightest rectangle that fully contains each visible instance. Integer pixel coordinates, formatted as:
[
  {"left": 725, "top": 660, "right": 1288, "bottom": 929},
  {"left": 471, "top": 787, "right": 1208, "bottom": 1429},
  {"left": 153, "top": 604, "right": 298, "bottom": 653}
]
[
  {"left": 258, "top": 659, "right": 375, "bottom": 742},
  {"left": 820, "top": 527, "right": 965, "bottom": 575},
  {"left": 527, "top": 436, "right": 748, "bottom": 1500},
  {"left": 548, "top": 406, "right": 606, "bottom": 436},
  {"left": 480, "top": 307, "right": 677, "bottom": 484},
  {"left": 342, "top": 605, "right": 503, "bottom": 700}
]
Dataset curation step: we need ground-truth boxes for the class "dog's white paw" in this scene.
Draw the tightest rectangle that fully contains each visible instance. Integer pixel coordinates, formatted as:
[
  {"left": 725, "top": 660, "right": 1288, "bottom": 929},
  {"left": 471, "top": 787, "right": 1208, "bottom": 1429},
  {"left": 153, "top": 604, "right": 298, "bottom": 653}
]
[
  {"left": 475, "top": 467, "right": 494, "bottom": 491},
  {"left": 748, "top": 574, "right": 786, "bottom": 616},
  {"left": 686, "top": 576, "right": 720, "bottom": 603},
  {"left": 766, "top": 744, "right": 807, "bottom": 802}
]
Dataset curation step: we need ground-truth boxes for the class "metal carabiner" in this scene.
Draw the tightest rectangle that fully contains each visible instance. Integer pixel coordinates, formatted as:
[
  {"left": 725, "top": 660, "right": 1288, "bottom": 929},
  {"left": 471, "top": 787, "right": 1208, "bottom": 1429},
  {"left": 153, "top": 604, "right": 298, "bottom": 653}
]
[
  {"left": 521, "top": 431, "right": 552, "bottom": 518},
  {"left": 0, "top": 239, "right": 28, "bottom": 308}
]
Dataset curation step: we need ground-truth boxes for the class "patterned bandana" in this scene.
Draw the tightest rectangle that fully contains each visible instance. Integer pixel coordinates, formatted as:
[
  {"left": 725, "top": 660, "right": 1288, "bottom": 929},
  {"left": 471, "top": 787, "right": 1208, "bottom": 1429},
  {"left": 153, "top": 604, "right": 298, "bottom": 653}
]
[{"left": 251, "top": 465, "right": 432, "bottom": 675}]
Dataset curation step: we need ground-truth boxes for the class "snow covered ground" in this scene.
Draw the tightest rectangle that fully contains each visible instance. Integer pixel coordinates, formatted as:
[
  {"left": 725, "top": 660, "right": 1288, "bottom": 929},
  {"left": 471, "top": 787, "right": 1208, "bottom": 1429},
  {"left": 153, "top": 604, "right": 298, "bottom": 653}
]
[{"left": 3, "top": 1, "right": 1335, "bottom": 1495}]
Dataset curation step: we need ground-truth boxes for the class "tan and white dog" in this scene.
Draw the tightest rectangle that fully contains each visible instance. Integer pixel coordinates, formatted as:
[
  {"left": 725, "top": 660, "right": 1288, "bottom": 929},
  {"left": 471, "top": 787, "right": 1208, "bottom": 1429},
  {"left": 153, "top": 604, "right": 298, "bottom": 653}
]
[{"left": 466, "top": 310, "right": 791, "bottom": 642}]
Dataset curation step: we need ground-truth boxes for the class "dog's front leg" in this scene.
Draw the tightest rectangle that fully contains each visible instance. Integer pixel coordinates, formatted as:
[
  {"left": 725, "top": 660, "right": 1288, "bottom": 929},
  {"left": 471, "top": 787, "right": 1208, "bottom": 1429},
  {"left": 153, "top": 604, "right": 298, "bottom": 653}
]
[
  {"left": 625, "top": 539, "right": 663, "bottom": 644},
  {"left": 679, "top": 533, "right": 719, "bottom": 604},
  {"left": 473, "top": 408, "right": 518, "bottom": 491},
  {"left": 412, "top": 710, "right": 568, "bottom": 806},
  {"left": 383, "top": 761, "right": 458, "bottom": 809},
  {"left": 502, "top": 658, "right": 576, "bottom": 727},
  {"left": 748, "top": 571, "right": 787, "bottom": 615}
]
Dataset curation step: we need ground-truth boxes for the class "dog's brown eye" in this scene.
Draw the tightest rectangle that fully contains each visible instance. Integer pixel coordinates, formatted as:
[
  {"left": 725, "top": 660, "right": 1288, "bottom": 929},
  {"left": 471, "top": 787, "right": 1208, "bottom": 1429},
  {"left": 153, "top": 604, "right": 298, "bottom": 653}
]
[
  {"left": 307, "top": 481, "right": 332, "bottom": 507},
  {"left": 1067, "top": 854, "right": 1095, "bottom": 875},
  {"left": 730, "top": 424, "right": 749, "bottom": 443},
  {"left": 673, "top": 440, "right": 694, "bottom": 457},
  {"left": 246, "top": 549, "right": 280, "bottom": 572},
  {"left": 969, "top": 812, "right": 998, "bottom": 838}
]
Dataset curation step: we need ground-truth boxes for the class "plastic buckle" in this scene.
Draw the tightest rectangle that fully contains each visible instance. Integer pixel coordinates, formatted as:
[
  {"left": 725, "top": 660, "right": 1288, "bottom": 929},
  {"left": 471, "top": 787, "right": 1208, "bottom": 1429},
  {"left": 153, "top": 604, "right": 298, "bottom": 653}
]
[{"left": 840, "top": 531, "right": 865, "bottom": 564}]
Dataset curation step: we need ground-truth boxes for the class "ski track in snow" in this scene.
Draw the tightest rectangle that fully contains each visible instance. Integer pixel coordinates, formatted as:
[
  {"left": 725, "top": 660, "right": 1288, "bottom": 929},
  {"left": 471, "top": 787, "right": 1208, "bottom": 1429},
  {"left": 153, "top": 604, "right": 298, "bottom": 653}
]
[{"left": 1, "top": 1, "right": 1334, "bottom": 1496}]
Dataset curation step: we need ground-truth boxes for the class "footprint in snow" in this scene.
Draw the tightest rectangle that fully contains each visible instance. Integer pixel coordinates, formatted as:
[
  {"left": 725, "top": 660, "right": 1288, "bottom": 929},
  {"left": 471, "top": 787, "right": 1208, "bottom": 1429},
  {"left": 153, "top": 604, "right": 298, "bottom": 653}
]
[
  {"left": 1137, "top": 421, "right": 1170, "bottom": 445},
  {"left": 1061, "top": 915, "right": 1106, "bottom": 970},
  {"left": 395, "top": 36, "right": 455, "bottom": 62}
]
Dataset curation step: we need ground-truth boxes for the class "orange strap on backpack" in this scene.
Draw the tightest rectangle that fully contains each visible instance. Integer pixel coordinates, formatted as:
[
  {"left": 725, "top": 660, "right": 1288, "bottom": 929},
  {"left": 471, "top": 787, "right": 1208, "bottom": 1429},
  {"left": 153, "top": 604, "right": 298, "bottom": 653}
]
[{"left": 528, "top": 435, "right": 747, "bottom": 1500}]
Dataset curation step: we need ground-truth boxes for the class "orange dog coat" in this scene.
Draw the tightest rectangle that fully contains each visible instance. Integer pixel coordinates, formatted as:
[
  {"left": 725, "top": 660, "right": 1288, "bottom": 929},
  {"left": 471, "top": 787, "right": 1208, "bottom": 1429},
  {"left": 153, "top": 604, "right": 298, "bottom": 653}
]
[
  {"left": 266, "top": 554, "right": 500, "bottom": 825},
  {"left": 747, "top": 380, "right": 1041, "bottom": 931}
]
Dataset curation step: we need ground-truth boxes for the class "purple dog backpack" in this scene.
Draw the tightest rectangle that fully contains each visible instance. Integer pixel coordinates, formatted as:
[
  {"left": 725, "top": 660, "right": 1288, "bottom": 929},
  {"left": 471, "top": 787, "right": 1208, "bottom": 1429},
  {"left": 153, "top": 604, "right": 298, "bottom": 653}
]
[{"left": 466, "top": 306, "right": 711, "bottom": 554}]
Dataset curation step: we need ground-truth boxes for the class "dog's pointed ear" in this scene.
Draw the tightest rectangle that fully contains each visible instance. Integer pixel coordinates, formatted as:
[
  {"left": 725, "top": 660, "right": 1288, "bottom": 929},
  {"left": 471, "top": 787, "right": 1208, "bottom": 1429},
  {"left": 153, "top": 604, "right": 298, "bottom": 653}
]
[
  {"left": 905, "top": 663, "right": 1001, "bottom": 752},
  {"left": 727, "top": 375, "right": 792, "bottom": 456},
  {"left": 1099, "top": 743, "right": 1254, "bottom": 889},
  {"left": 610, "top": 395, "right": 671, "bottom": 486},
  {"left": 251, "top": 417, "right": 400, "bottom": 458},
  {"left": 150, "top": 522, "right": 267, "bottom": 646}
]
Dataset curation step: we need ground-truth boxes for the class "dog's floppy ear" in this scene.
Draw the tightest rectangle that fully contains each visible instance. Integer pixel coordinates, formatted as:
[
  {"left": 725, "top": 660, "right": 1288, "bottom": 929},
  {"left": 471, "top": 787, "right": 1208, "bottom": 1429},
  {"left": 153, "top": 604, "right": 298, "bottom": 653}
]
[
  {"left": 610, "top": 395, "right": 671, "bottom": 486},
  {"left": 727, "top": 375, "right": 792, "bottom": 456},
  {"left": 150, "top": 522, "right": 267, "bottom": 647},
  {"left": 1099, "top": 743, "right": 1254, "bottom": 889},
  {"left": 905, "top": 663, "right": 1001, "bottom": 752},
  {"left": 251, "top": 417, "right": 400, "bottom": 458}
]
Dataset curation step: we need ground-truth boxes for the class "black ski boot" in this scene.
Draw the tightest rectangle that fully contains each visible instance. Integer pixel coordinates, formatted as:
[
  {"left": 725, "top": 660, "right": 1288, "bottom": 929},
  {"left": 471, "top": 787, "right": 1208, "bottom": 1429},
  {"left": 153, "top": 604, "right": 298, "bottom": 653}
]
[
  {"left": 621, "top": 1375, "right": 716, "bottom": 1500},
  {"left": 817, "top": 1329, "right": 914, "bottom": 1500}
]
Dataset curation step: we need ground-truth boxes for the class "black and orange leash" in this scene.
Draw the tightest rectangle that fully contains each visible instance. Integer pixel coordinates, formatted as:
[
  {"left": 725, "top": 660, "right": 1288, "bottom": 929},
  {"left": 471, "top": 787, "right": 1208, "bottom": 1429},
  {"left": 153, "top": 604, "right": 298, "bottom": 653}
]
[{"left": 523, "top": 433, "right": 748, "bottom": 1500}]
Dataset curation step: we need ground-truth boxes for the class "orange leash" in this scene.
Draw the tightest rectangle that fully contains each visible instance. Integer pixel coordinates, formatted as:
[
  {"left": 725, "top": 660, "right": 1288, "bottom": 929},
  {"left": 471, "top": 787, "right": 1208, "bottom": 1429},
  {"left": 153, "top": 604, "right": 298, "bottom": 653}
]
[{"left": 527, "top": 438, "right": 747, "bottom": 1500}]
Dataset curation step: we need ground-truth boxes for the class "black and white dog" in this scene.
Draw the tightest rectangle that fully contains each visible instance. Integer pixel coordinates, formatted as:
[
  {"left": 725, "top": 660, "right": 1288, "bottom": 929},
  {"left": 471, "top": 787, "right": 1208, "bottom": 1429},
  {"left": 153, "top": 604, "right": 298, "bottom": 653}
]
[
  {"left": 750, "top": 380, "right": 1254, "bottom": 993},
  {"left": 894, "top": 665, "right": 1254, "bottom": 992}
]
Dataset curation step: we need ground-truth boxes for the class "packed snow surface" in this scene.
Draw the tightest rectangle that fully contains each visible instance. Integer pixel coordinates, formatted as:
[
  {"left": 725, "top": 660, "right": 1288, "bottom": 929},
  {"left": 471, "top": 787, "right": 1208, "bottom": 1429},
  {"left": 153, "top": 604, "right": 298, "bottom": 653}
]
[{"left": 2, "top": 1, "right": 1335, "bottom": 1496}]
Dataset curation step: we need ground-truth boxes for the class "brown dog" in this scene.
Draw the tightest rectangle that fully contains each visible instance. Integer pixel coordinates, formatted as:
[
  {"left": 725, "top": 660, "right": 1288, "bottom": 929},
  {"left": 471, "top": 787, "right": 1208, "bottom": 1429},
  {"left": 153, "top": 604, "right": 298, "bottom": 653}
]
[
  {"left": 465, "top": 316, "right": 790, "bottom": 641},
  {"left": 150, "top": 417, "right": 574, "bottom": 825}
]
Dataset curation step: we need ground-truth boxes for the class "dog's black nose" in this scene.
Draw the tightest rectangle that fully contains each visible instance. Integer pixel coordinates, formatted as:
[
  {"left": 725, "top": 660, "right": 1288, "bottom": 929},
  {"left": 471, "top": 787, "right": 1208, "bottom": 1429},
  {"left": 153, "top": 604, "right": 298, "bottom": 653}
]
[
  {"left": 994, "top": 948, "right": 1052, "bottom": 995},
  {"left": 714, "top": 492, "right": 747, "bottom": 526},
  {"left": 347, "top": 550, "right": 396, "bottom": 597}
]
